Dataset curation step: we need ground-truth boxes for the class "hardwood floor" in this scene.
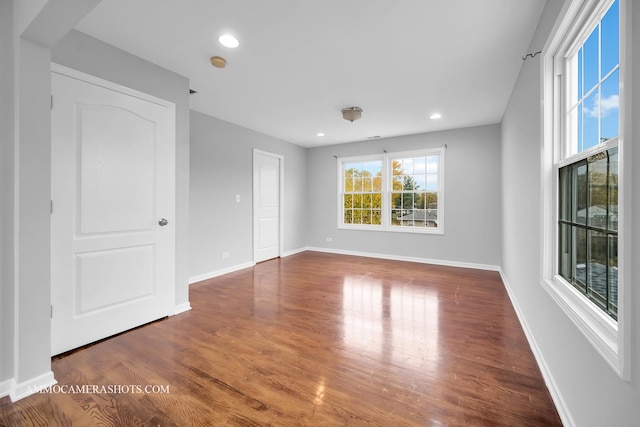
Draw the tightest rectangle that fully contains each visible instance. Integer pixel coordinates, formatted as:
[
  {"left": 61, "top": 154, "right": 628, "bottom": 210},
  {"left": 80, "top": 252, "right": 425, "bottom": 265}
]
[{"left": 0, "top": 252, "right": 562, "bottom": 426}]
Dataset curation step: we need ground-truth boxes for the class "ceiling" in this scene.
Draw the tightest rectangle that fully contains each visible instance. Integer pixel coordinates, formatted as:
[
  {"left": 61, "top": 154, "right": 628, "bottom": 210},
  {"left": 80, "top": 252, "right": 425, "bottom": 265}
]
[{"left": 74, "top": 0, "right": 546, "bottom": 147}]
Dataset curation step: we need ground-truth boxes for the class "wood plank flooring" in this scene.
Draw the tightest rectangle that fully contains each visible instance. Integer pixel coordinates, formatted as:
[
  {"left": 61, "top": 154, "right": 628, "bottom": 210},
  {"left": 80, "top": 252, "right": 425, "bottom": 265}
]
[{"left": 0, "top": 251, "right": 562, "bottom": 426}]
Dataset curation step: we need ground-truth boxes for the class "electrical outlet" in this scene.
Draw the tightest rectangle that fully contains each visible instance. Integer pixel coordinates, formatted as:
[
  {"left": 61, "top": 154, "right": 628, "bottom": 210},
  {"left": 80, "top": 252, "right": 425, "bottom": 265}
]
[
  {"left": 326, "top": 237, "right": 333, "bottom": 242},
  {"left": 235, "top": 195, "right": 241, "bottom": 203},
  {"left": 222, "top": 252, "right": 229, "bottom": 259}
]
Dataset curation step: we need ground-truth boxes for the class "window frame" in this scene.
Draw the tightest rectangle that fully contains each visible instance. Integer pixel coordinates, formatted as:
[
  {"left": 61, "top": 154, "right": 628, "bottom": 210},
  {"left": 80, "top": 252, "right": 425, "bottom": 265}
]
[
  {"left": 337, "top": 148, "right": 445, "bottom": 234},
  {"left": 541, "top": 0, "right": 630, "bottom": 380}
]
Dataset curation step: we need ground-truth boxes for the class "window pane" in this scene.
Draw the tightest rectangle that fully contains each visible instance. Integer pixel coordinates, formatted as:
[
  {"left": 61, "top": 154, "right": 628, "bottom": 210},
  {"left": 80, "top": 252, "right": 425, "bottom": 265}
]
[
  {"left": 577, "top": 103, "right": 583, "bottom": 153},
  {"left": 559, "top": 166, "right": 571, "bottom": 221},
  {"left": 414, "top": 156, "right": 426, "bottom": 173},
  {"left": 345, "top": 176, "right": 354, "bottom": 192},
  {"left": 391, "top": 193, "right": 401, "bottom": 210},
  {"left": 344, "top": 210, "right": 352, "bottom": 224},
  {"left": 402, "top": 158, "right": 414, "bottom": 174},
  {"left": 574, "top": 226, "right": 587, "bottom": 289},
  {"left": 373, "top": 175, "right": 382, "bottom": 191},
  {"left": 577, "top": 48, "right": 583, "bottom": 100},
  {"left": 588, "top": 153, "right": 608, "bottom": 228},
  {"left": 413, "top": 174, "right": 425, "bottom": 190},
  {"left": 362, "top": 210, "right": 371, "bottom": 225},
  {"left": 573, "top": 164, "right": 587, "bottom": 224},
  {"left": 426, "top": 156, "right": 438, "bottom": 174},
  {"left": 372, "top": 193, "right": 382, "bottom": 209},
  {"left": 587, "top": 230, "right": 608, "bottom": 306},
  {"left": 362, "top": 194, "right": 372, "bottom": 209},
  {"left": 372, "top": 210, "right": 382, "bottom": 225},
  {"left": 352, "top": 209, "right": 362, "bottom": 224},
  {"left": 559, "top": 223, "right": 571, "bottom": 280},
  {"left": 362, "top": 177, "right": 371, "bottom": 192},
  {"left": 582, "top": 88, "right": 599, "bottom": 151},
  {"left": 601, "top": 0, "right": 619, "bottom": 77},
  {"left": 600, "top": 69, "right": 619, "bottom": 141},
  {"left": 415, "top": 192, "right": 427, "bottom": 210},
  {"left": 608, "top": 234, "right": 618, "bottom": 317},
  {"left": 583, "top": 26, "right": 599, "bottom": 95},
  {"left": 608, "top": 147, "right": 618, "bottom": 231},
  {"left": 425, "top": 192, "right": 438, "bottom": 210},
  {"left": 392, "top": 160, "right": 402, "bottom": 175},
  {"left": 344, "top": 194, "right": 353, "bottom": 209},
  {"left": 392, "top": 176, "right": 403, "bottom": 190},
  {"left": 401, "top": 193, "right": 414, "bottom": 210},
  {"left": 569, "top": 48, "right": 584, "bottom": 99},
  {"left": 391, "top": 209, "right": 401, "bottom": 226},
  {"left": 426, "top": 173, "right": 438, "bottom": 191}
]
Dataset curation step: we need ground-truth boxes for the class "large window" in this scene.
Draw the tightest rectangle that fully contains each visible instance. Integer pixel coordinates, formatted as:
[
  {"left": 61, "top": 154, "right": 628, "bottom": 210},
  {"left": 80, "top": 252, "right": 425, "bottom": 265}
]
[
  {"left": 339, "top": 148, "right": 444, "bottom": 234},
  {"left": 543, "top": 0, "right": 629, "bottom": 378},
  {"left": 558, "top": 0, "right": 620, "bottom": 320}
]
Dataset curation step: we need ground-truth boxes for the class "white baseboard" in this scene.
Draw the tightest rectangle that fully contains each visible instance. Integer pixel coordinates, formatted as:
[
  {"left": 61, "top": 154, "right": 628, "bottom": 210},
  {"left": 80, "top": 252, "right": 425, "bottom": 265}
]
[
  {"left": 281, "top": 247, "right": 307, "bottom": 258},
  {"left": 9, "top": 371, "right": 57, "bottom": 402},
  {"left": 306, "top": 246, "right": 501, "bottom": 272},
  {"left": 498, "top": 269, "right": 575, "bottom": 427},
  {"left": 172, "top": 302, "right": 192, "bottom": 315},
  {"left": 188, "top": 261, "right": 256, "bottom": 285},
  {"left": 0, "top": 378, "right": 15, "bottom": 399}
]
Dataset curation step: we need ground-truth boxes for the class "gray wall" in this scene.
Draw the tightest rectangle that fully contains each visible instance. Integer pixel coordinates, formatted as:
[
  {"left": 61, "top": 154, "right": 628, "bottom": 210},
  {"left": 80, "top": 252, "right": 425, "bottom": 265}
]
[
  {"left": 0, "top": 0, "right": 14, "bottom": 386},
  {"left": 306, "top": 125, "right": 502, "bottom": 267},
  {"left": 501, "top": 0, "right": 640, "bottom": 425},
  {"left": 189, "top": 110, "right": 307, "bottom": 279},
  {"left": 51, "top": 30, "right": 191, "bottom": 308}
]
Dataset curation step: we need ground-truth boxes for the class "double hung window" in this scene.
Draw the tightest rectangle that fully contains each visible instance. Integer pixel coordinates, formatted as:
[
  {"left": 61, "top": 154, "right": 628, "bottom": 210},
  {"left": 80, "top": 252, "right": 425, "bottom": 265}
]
[
  {"left": 543, "top": 0, "right": 629, "bottom": 377},
  {"left": 558, "top": 0, "right": 620, "bottom": 320},
  {"left": 339, "top": 148, "right": 444, "bottom": 234}
]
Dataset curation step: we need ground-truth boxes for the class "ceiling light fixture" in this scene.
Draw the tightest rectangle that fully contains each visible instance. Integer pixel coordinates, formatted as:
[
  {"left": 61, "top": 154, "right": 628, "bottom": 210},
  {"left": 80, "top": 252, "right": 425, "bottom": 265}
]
[
  {"left": 210, "top": 56, "right": 227, "bottom": 68},
  {"left": 341, "top": 106, "right": 363, "bottom": 122},
  {"left": 219, "top": 34, "right": 239, "bottom": 48},
  {"left": 430, "top": 113, "right": 442, "bottom": 120}
]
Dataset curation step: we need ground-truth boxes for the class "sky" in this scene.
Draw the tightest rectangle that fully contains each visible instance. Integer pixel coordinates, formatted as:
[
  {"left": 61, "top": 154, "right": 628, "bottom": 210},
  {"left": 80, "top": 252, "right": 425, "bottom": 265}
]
[{"left": 574, "top": 0, "right": 619, "bottom": 153}]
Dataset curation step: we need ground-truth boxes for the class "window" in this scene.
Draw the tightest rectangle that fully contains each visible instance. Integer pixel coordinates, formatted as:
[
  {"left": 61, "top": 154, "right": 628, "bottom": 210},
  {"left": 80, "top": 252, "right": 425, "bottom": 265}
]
[
  {"left": 339, "top": 148, "right": 444, "bottom": 234},
  {"left": 542, "top": 0, "right": 629, "bottom": 378}
]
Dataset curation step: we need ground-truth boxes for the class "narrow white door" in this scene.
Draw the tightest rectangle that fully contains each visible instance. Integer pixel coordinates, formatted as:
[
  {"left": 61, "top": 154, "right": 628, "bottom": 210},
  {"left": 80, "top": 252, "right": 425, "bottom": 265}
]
[
  {"left": 253, "top": 150, "right": 282, "bottom": 263},
  {"left": 51, "top": 67, "right": 175, "bottom": 356}
]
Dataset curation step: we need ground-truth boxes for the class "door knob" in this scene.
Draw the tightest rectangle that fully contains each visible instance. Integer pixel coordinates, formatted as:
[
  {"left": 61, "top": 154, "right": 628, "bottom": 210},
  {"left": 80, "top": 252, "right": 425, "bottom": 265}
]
[{"left": 158, "top": 218, "right": 168, "bottom": 226}]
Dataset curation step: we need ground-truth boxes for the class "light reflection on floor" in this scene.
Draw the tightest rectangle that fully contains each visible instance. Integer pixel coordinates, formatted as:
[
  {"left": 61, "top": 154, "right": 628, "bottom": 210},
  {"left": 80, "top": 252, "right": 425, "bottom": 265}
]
[{"left": 341, "top": 275, "right": 439, "bottom": 370}]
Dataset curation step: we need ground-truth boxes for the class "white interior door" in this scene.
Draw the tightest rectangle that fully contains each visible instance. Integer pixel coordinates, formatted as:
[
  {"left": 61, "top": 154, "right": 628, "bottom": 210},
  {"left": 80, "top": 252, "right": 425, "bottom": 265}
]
[
  {"left": 51, "top": 66, "right": 175, "bottom": 356},
  {"left": 253, "top": 150, "right": 282, "bottom": 263}
]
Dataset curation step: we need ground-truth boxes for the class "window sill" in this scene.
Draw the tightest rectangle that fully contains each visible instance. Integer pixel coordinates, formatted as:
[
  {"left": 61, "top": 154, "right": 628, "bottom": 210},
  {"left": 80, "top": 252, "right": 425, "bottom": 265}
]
[
  {"left": 338, "top": 224, "right": 444, "bottom": 235},
  {"left": 540, "top": 275, "right": 627, "bottom": 379}
]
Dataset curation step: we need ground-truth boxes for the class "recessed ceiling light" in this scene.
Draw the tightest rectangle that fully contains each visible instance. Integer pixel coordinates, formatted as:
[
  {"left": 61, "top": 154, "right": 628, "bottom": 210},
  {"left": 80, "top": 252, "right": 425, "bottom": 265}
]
[
  {"left": 219, "top": 34, "right": 239, "bottom": 48},
  {"left": 430, "top": 113, "right": 442, "bottom": 120},
  {"left": 317, "top": 132, "right": 325, "bottom": 137}
]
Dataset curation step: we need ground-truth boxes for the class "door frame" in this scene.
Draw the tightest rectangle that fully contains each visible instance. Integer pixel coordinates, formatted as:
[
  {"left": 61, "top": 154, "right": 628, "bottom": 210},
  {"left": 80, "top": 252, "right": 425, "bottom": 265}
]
[{"left": 253, "top": 149, "right": 284, "bottom": 262}]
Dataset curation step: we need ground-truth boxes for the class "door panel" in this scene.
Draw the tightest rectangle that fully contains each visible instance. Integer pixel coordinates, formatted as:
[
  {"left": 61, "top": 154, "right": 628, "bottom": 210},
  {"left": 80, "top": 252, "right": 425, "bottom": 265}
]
[
  {"left": 76, "top": 245, "right": 154, "bottom": 313},
  {"left": 79, "top": 106, "right": 156, "bottom": 234},
  {"left": 51, "top": 68, "right": 175, "bottom": 356},
  {"left": 253, "top": 151, "right": 281, "bottom": 262}
]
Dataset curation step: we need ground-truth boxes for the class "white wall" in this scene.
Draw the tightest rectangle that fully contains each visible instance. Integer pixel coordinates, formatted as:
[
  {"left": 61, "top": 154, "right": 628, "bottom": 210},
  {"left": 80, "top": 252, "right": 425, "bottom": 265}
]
[
  {"left": 501, "top": 0, "right": 640, "bottom": 425},
  {"left": 0, "top": 0, "right": 15, "bottom": 388},
  {"left": 189, "top": 110, "right": 307, "bottom": 280},
  {"left": 306, "top": 124, "right": 502, "bottom": 268}
]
